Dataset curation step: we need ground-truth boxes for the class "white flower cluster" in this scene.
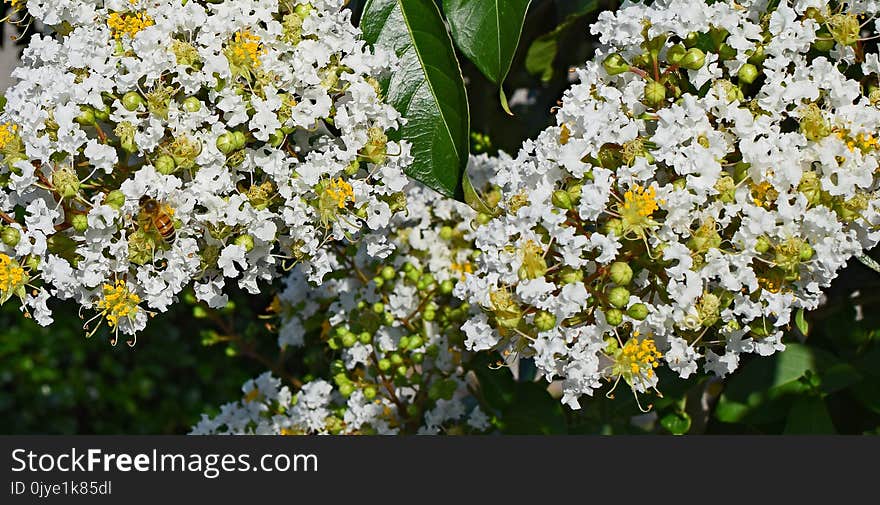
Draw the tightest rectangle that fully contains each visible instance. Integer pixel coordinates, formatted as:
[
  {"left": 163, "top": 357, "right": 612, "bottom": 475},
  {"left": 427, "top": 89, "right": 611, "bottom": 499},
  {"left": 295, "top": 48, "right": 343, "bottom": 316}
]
[
  {"left": 458, "top": 0, "right": 880, "bottom": 409},
  {"left": 0, "top": 0, "right": 409, "bottom": 343},
  {"left": 193, "top": 166, "right": 495, "bottom": 434}
]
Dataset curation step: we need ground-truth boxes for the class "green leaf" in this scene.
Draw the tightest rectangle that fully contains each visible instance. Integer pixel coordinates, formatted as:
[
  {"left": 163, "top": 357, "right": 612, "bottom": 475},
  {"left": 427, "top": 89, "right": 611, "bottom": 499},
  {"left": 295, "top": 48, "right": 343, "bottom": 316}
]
[
  {"left": 361, "top": 0, "right": 470, "bottom": 199},
  {"left": 462, "top": 171, "right": 496, "bottom": 216},
  {"left": 524, "top": 0, "right": 598, "bottom": 82},
  {"left": 795, "top": 308, "right": 809, "bottom": 336},
  {"left": 660, "top": 411, "right": 692, "bottom": 435},
  {"left": 443, "top": 0, "right": 530, "bottom": 112},
  {"left": 784, "top": 397, "right": 836, "bottom": 434}
]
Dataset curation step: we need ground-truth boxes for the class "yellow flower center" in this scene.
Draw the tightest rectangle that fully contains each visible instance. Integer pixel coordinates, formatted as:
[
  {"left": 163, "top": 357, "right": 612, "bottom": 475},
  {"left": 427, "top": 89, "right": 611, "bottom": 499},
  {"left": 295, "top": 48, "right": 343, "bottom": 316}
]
[
  {"left": 622, "top": 185, "right": 660, "bottom": 218},
  {"left": 614, "top": 337, "right": 662, "bottom": 380},
  {"left": 0, "top": 122, "right": 19, "bottom": 150},
  {"left": 0, "top": 253, "right": 26, "bottom": 297},
  {"left": 325, "top": 178, "right": 354, "bottom": 209},
  {"left": 107, "top": 11, "right": 155, "bottom": 40},
  {"left": 97, "top": 280, "right": 141, "bottom": 329},
  {"left": 450, "top": 261, "right": 473, "bottom": 280},
  {"left": 227, "top": 30, "right": 266, "bottom": 69},
  {"left": 750, "top": 181, "right": 778, "bottom": 208}
]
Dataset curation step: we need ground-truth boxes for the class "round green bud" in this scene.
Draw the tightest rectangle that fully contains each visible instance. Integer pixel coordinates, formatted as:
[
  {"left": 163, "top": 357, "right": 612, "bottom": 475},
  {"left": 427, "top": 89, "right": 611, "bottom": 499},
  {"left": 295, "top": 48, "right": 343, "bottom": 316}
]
[
  {"left": 341, "top": 332, "right": 357, "bottom": 348},
  {"left": 343, "top": 160, "right": 359, "bottom": 176},
  {"left": 552, "top": 189, "right": 573, "bottom": 210},
  {"left": 423, "top": 309, "right": 436, "bottom": 322},
  {"left": 216, "top": 132, "right": 236, "bottom": 154},
  {"left": 339, "top": 383, "right": 354, "bottom": 397},
  {"left": 737, "top": 63, "right": 759, "bottom": 85},
  {"left": 75, "top": 107, "right": 96, "bottom": 126},
  {"left": 330, "top": 360, "right": 345, "bottom": 375},
  {"left": 382, "top": 311, "right": 395, "bottom": 326},
  {"left": 234, "top": 234, "right": 255, "bottom": 252},
  {"left": 559, "top": 267, "right": 584, "bottom": 285},
  {"left": 607, "top": 286, "right": 631, "bottom": 309},
  {"left": 378, "top": 358, "right": 391, "bottom": 372},
  {"left": 439, "top": 226, "right": 454, "bottom": 241},
  {"left": 644, "top": 80, "right": 667, "bottom": 107},
  {"left": 232, "top": 130, "right": 247, "bottom": 150},
  {"left": 381, "top": 265, "right": 396, "bottom": 280},
  {"left": 476, "top": 213, "right": 492, "bottom": 225},
  {"left": 373, "top": 277, "right": 384, "bottom": 289},
  {"left": 363, "top": 386, "right": 377, "bottom": 400},
  {"left": 411, "top": 352, "right": 424, "bottom": 364},
  {"left": 602, "top": 53, "right": 630, "bottom": 75},
  {"left": 268, "top": 129, "right": 285, "bottom": 147},
  {"left": 408, "top": 335, "right": 423, "bottom": 349},
  {"left": 609, "top": 261, "right": 633, "bottom": 286},
  {"left": 605, "top": 308, "right": 624, "bottom": 326},
  {"left": 103, "top": 190, "right": 126, "bottom": 210},
  {"left": 603, "top": 218, "right": 624, "bottom": 237},
  {"left": 1, "top": 226, "right": 21, "bottom": 247},
  {"left": 799, "top": 243, "right": 814, "bottom": 261},
  {"left": 358, "top": 331, "right": 372, "bottom": 345},
  {"left": 666, "top": 44, "right": 687, "bottom": 65},
  {"left": 122, "top": 91, "right": 145, "bottom": 111},
  {"left": 534, "top": 310, "right": 557, "bottom": 332},
  {"left": 395, "top": 365, "right": 408, "bottom": 378},
  {"left": 390, "top": 353, "right": 404, "bottom": 365},
  {"left": 403, "top": 262, "right": 414, "bottom": 272},
  {"left": 71, "top": 214, "right": 89, "bottom": 233},
  {"left": 747, "top": 45, "right": 765, "bottom": 65},
  {"left": 627, "top": 303, "right": 649, "bottom": 321},
  {"left": 399, "top": 336, "right": 411, "bottom": 349},
  {"left": 680, "top": 48, "right": 706, "bottom": 70},
  {"left": 294, "top": 2, "right": 314, "bottom": 17},
  {"left": 182, "top": 97, "right": 202, "bottom": 113},
  {"left": 372, "top": 302, "right": 385, "bottom": 314},
  {"left": 813, "top": 34, "right": 835, "bottom": 52},
  {"left": 440, "top": 279, "right": 455, "bottom": 294},
  {"left": 154, "top": 154, "right": 177, "bottom": 175}
]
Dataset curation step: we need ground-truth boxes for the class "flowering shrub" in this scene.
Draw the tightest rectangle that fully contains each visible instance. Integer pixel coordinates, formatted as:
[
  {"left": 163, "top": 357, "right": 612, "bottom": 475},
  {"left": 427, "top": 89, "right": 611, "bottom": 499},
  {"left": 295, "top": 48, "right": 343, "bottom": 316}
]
[
  {"left": 458, "top": 0, "right": 880, "bottom": 410},
  {"left": 0, "top": 0, "right": 408, "bottom": 344},
  {"left": 193, "top": 161, "right": 497, "bottom": 434}
]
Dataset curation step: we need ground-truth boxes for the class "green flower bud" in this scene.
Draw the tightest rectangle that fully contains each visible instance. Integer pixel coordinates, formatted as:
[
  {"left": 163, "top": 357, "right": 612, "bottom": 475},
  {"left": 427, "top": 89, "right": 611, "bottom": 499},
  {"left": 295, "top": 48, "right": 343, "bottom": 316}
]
[
  {"left": 552, "top": 189, "right": 573, "bottom": 210},
  {"left": 605, "top": 308, "right": 624, "bottom": 326},
  {"left": 747, "top": 45, "right": 765, "bottom": 65},
  {"left": 363, "top": 386, "right": 377, "bottom": 400},
  {"left": 378, "top": 358, "right": 391, "bottom": 372},
  {"left": 602, "top": 53, "right": 630, "bottom": 75},
  {"left": 382, "top": 311, "right": 395, "bottom": 326},
  {"left": 358, "top": 331, "right": 372, "bottom": 345},
  {"left": 373, "top": 276, "right": 384, "bottom": 289},
  {"left": 216, "top": 132, "right": 236, "bottom": 154},
  {"left": 399, "top": 336, "right": 411, "bottom": 349},
  {"left": 609, "top": 261, "right": 633, "bottom": 286},
  {"left": 390, "top": 352, "right": 403, "bottom": 365},
  {"left": 268, "top": 129, "right": 286, "bottom": 147},
  {"left": 71, "top": 214, "right": 89, "bottom": 233},
  {"left": 799, "top": 243, "right": 814, "bottom": 261},
  {"left": 423, "top": 309, "right": 436, "bottom": 322},
  {"left": 411, "top": 352, "right": 424, "bottom": 364},
  {"left": 395, "top": 365, "right": 408, "bottom": 378},
  {"left": 372, "top": 302, "right": 385, "bottom": 314},
  {"left": 680, "top": 48, "right": 706, "bottom": 70},
  {"left": 755, "top": 236, "right": 771, "bottom": 254},
  {"left": 103, "top": 190, "right": 126, "bottom": 210},
  {"left": 1, "top": 226, "right": 21, "bottom": 247},
  {"left": 75, "top": 106, "right": 96, "bottom": 126},
  {"left": 234, "top": 234, "right": 255, "bottom": 252},
  {"left": 644, "top": 80, "right": 667, "bottom": 107},
  {"left": 52, "top": 168, "right": 80, "bottom": 199},
  {"left": 330, "top": 359, "right": 346, "bottom": 375},
  {"left": 607, "top": 286, "right": 630, "bottom": 309},
  {"left": 440, "top": 279, "right": 455, "bottom": 294},
  {"left": 182, "top": 97, "right": 202, "bottom": 113},
  {"left": 408, "top": 335, "right": 423, "bottom": 349},
  {"left": 341, "top": 332, "right": 357, "bottom": 348},
  {"left": 380, "top": 265, "right": 396, "bottom": 281},
  {"left": 339, "top": 383, "right": 354, "bottom": 397},
  {"left": 439, "top": 226, "right": 454, "bottom": 241},
  {"left": 737, "top": 63, "right": 759, "bottom": 84},
  {"left": 476, "top": 213, "right": 492, "bottom": 225},
  {"left": 122, "top": 91, "right": 145, "bottom": 111},
  {"left": 566, "top": 182, "right": 582, "bottom": 205},
  {"left": 534, "top": 310, "right": 557, "bottom": 332},
  {"left": 603, "top": 218, "right": 624, "bottom": 237},
  {"left": 344, "top": 160, "right": 359, "bottom": 176},
  {"left": 666, "top": 44, "right": 686, "bottom": 65},
  {"left": 627, "top": 303, "right": 649, "bottom": 321},
  {"left": 154, "top": 154, "right": 177, "bottom": 175},
  {"left": 232, "top": 130, "right": 247, "bottom": 150}
]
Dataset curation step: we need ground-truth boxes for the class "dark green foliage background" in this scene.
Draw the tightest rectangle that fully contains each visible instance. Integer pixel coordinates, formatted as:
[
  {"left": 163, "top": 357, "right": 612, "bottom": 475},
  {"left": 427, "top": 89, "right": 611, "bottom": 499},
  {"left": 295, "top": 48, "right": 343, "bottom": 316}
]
[{"left": 1, "top": 1, "right": 878, "bottom": 434}]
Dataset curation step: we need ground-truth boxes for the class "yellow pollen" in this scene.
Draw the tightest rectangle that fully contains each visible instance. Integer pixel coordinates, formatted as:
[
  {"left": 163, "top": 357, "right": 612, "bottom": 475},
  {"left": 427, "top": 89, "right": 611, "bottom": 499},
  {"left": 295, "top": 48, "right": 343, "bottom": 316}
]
[
  {"left": 619, "top": 337, "right": 662, "bottom": 378},
  {"left": 96, "top": 280, "right": 141, "bottom": 329},
  {"left": 107, "top": 11, "right": 154, "bottom": 40},
  {"left": 451, "top": 261, "right": 473, "bottom": 280},
  {"left": 324, "top": 178, "right": 354, "bottom": 209},
  {"left": 243, "top": 388, "right": 262, "bottom": 403},
  {"left": 0, "top": 253, "right": 25, "bottom": 296},
  {"left": 228, "top": 30, "right": 266, "bottom": 68},
  {"left": 0, "top": 122, "right": 19, "bottom": 150},
  {"left": 622, "top": 185, "right": 660, "bottom": 218}
]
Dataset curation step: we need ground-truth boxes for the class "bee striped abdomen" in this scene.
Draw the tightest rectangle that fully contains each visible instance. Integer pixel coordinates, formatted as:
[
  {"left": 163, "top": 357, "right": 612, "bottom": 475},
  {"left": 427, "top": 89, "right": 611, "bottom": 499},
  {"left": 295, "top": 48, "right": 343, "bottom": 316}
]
[{"left": 154, "top": 214, "right": 176, "bottom": 244}]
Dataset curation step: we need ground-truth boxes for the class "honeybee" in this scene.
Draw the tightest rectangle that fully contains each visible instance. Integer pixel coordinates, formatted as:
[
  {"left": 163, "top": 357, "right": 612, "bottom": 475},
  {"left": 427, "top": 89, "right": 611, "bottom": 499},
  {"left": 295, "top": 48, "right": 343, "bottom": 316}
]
[{"left": 138, "top": 196, "right": 176, "bottom": 244}]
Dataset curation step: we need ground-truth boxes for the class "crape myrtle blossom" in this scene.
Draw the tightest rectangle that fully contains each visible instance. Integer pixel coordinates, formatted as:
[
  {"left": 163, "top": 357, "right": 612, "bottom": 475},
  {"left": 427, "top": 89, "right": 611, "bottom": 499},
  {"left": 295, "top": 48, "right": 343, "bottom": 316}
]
[
  {"left": 0, "top": 0, "right": 410, "bottom": 344},
  {"left": 458, "top": 0, "right": 880, "bottom": 409},
  {"left": 193, "top": 161, "right": 498, "bottom": 434}
]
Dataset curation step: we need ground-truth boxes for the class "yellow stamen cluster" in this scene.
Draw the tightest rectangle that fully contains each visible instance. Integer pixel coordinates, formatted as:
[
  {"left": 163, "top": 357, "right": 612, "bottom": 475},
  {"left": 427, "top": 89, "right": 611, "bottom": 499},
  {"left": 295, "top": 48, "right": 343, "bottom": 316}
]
[
  {"left": 845, "top": 133, "right": 879, "bottom": 153},
  {"left": 96, "top": 280, "right": 141, "bottom": 328},
  {"left": 227, "top": 30, "right": 266, "bottom": 69},
  {"left": 450, "top": 261, "right": 473, "bottom": 280},
  {"left": 107, "top": 11, "right": 155, "bottom": 40},
  {"left": 622, "top": 185, "right": 661, "bottom": 218},
  {"left": 618, "top": 337, "right": 662, "bottom": 378},
  {"left": 751, "top": 181, "right": 778, "bottom": 208},
  {"left": 325, "top": 178, "right": 354, "bottom": 209},
  {"left": 0, "top": 122, "right": 19, "bottom": 150},
  {"left": 0, "top": 253, "right": 25, "bottom": 297}
]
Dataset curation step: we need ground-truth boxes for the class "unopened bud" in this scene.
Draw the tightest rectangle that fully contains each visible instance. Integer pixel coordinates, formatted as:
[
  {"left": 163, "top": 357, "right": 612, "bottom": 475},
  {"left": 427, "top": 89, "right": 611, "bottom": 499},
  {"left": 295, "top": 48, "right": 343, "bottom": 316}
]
[
  {"left": 680, "top": 48, "right": 706, "bottom": 70},
  {"left": 602, "top": 53, "right": 630, "bottom": 76},
  {"left": 234, "top": 234, "right": 255, "bottom": 252}
]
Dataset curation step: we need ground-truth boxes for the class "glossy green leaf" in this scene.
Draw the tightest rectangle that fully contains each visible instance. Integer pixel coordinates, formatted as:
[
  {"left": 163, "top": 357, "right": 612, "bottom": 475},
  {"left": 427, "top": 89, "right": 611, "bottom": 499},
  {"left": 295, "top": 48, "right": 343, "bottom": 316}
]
[
  {"left": 524, "top": 0, "right": 598, "bottom": 82},
  {"left": 795, "top": 308, "right": 809, "bottom": 336},
  {"left": 443, "top": 0, "right": 530, "bottom": 113},
  {"left": 361, "top": 0, "right": 470, "bottom": 199},
  {"left": 784, "top": 397, "right": 835, "bottom": 434}
]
